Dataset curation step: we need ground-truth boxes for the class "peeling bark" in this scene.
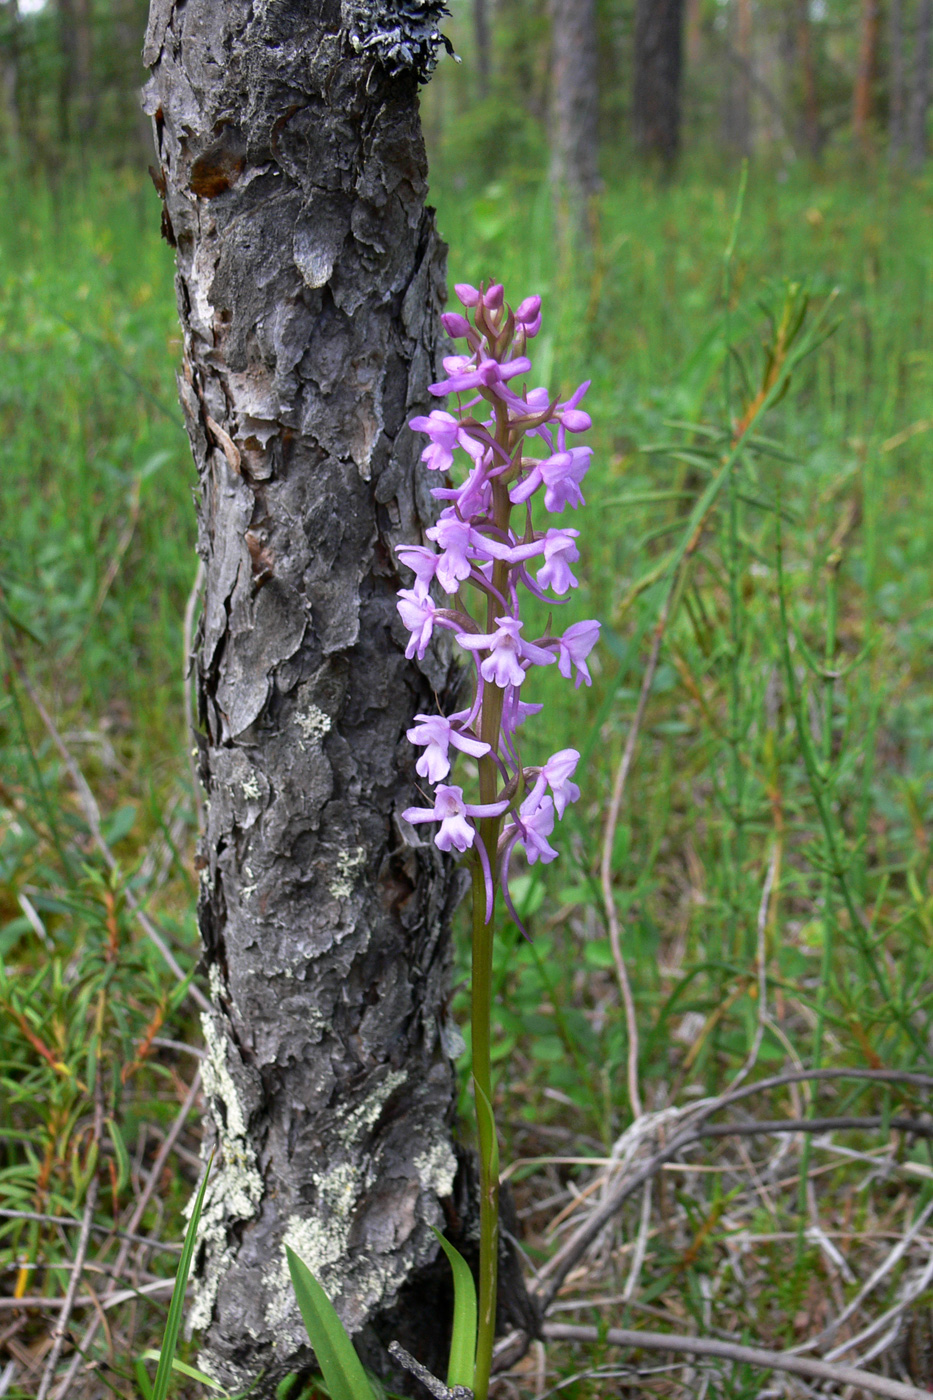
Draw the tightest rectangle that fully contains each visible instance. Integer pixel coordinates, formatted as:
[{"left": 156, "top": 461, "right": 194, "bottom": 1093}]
[{"left": 143, "top": 0, "right": 470, "bottom": 1388}]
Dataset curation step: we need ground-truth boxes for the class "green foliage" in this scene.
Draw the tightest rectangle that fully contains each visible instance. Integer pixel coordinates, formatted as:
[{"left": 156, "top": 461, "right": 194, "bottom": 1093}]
[
  {"left": 285, "top": 1247, "right": 378, "bottom": 1400},
  {"left": 143, "top": 1157, "right": 213, "bottom": 1400},
  {"left": 1, "top": 152, "right": 932, "bottom": 1392},
  {"left": 431, "top": 1230, "right": 478, "bottom": 1390}
]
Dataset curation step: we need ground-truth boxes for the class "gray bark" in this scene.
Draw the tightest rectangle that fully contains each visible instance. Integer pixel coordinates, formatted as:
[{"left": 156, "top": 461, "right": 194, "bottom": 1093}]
[
  {"left": 908, "top": 0, "right": 933, "bottom": 169},
  {"left": 143, "top": 1, "right": 467, "bottom": 1389},
  {"left": 549, "top": 0, "right": 600, "bottom": 243},
  {"left": 474, "top": 0, "right": 490, "bottom": 99},
  {"left": 633, "top": 0, "right": 685, "bottom": 167},
  {"left": 889, "top": 0, "right": 907, "bottom": 161}
]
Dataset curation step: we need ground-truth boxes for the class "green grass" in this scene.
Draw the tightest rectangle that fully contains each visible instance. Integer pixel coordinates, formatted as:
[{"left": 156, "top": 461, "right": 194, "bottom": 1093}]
[{"left": 1, "top": 152, "right": 932, "bottom": 1394}]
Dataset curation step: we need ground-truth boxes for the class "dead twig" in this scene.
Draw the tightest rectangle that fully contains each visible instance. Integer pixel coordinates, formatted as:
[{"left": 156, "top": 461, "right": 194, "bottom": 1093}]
[
  {"left": 35, "top": 1179, "right": 98, "bottom": 1400},
  {"left": 541, "top": 1323, "right": 933, "bottom": 1400},
  {"left": 536, "top": 1068, "right": 933, "bottom": 1310},
  {"left": 0, "top": 1209, "right": 181, "bottom": 1254},
  {"left": 52, "top": 1072, "right": 201, "bottom": 1399}
]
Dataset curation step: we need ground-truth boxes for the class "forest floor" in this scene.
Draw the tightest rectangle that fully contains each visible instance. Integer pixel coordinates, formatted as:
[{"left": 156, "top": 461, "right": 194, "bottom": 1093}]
[{"left": 1, "top": 154, "right": 932, "bottom": 1399}]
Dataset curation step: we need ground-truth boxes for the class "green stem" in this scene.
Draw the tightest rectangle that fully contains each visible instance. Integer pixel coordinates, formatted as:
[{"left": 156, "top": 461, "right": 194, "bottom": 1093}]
[
  {"left": 471, "top": 852, "right": 498, "bottom": 1400},
  {"left": 470, "top": 397, "right": 513, "bottom": 1400}
]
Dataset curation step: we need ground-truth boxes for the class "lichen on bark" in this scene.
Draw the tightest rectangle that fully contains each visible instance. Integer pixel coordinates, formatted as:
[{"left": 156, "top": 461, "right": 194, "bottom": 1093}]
[{"left": 143, "top": 0, "right": 464, "bottom": 1386}]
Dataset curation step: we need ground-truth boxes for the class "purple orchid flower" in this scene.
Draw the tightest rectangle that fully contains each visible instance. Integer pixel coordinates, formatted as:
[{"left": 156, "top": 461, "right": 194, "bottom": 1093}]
[
  {"left": 408, "top": 409, "right": 487, "bottom": 473},
  {"left": 407, "top": 715, "right": 491, "bottom": 784},
  {"left": 557, "top": 619, "right": 601, "bottom": 687},
  {"left": 535, "top": 528, "right": 580, "bottom": 594},
  {"left": 403, "top": 784, "right": 509, "bottom": 854},
  {"left": 523, "top": 749, "right": 581, "bottom": 818},
  {"left": 400, "top": 280, "right": 600, "bottom": 937},
  {"left": 456, "top": 616, "right": 555, "bottom": 688}
]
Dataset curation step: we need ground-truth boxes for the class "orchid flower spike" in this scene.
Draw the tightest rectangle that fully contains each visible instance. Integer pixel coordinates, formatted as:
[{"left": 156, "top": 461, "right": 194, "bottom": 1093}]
[{"left": 396, "top": 281, "right": 600, "bottom": 929}]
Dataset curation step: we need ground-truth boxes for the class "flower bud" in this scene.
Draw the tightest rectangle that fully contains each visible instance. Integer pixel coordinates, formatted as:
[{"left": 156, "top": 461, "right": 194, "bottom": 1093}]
[
  {"left": 441, "top": 311, "right": 473, "bottom": 338},
  {"left": 454, "top": 283, "right": 480, "bottom": 307},
  {"left": 560, "top": 408, "right": 591, "bottom": 433},
  {"left": 515, "top": 295, "right": 541, "bottom": 324},
  {"left": 483, "top": 282, "right": 504, "bottom": 309}
]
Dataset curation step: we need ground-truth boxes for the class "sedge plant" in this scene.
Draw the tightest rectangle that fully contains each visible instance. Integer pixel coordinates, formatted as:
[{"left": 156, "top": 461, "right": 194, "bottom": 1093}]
[{"left": 289, "top": 280, "right": 599, "bottom": 1399}]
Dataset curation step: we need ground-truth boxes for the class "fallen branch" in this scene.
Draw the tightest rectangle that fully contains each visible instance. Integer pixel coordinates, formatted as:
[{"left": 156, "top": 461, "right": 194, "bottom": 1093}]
[
  {"left": 542, "top": 1323, "right": 932, "bottom": 1400},
  {"left": 35, "top": 1179, "right": 98, "bottom": 1400},
  {"left": 537, "top": 1068, "right": 933, "bottom": 1310}
]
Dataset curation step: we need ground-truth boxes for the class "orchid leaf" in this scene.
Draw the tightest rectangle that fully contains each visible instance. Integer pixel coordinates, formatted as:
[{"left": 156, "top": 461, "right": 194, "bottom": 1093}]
[
  {"left": 431, "top": 1227, "right": 477, "bottom": 1389},
  {"left": 285, "top": 1245, "right": 376, "bottom": 1400},
  {"left": 150, "top": 1152, "right": 213, "bottom": 1400}
]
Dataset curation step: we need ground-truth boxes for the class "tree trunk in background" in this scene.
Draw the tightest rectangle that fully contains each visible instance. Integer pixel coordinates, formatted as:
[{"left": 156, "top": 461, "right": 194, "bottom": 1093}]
[
  {"left": 796, "top": 0, "right": 822, "bottom": 158},
  {"left": 0, "top": 0, "right": 20, "bottom": 160},
  {"left": 474, "top": 0, "right": 491, "bottom": 98},
  {"left": 889, "top": 0, "right": 907, "bottom": 161},
  {"left": 853, "top": 0, "right": 880, "bottom": 150},
  {"left": 685, "top": 0, "right": 702, "bottom": 72},
  {"left": 143, "top": 0, "right": 465, "bottom": 1389},
  {"left": 908, "top": 0, "right": 933, "bottom": 168},
  {"left": 632, "top": 0, "right": 686, "bottom": 167},
  {"left": 735, "top": 0, "right": 752, "bottom": 155},
  {"left": 550, "top": 0, "right": 600, "bottom": 243},
  {"left": 56, "top": 0, "right": 93, "bottom": 143}
]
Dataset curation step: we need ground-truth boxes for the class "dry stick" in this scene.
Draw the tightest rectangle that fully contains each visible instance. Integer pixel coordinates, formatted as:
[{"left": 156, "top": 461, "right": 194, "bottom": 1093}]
[
  {"left": 725, "top": 840, "right": 779, "bottom": 1095},
  {"left": 599, "top": 611, "right": 669, "bottom": 1121},
  {"left": 52, "top": 1072, "right": 201, "bottom": 1400},
  {"left": 0, "top": 1209, "right": 181, "bottom": 1255},
  {"left": 535, "top": 1067, "right": 933, "bottom": 1310},
  {"left": 14, "top": 661, "right": 209, "bottom": 1014},
  {"left": 35, "top": 1178, "right": 98, "bottom": 1400},
  {"left": 2, "top": 1279, "right": 177, "bottom": 1313},
  {"left": 541, "top": 1323, "right": 933, "bottom": 1400},
  {"left": 183, "top": 560, "right": 206, "bottom": 835}
]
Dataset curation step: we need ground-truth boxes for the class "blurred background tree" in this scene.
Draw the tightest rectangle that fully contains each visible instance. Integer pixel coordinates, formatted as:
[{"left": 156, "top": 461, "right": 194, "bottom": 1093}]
[{"left": 2, "top": 0, "right": 931, "bottom": 177}]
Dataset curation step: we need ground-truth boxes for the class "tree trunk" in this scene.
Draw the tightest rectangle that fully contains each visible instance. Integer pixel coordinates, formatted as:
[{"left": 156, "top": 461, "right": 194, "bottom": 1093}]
[
  {"left": 474, "top": 0, "right": 491, "bottom": 98},
  {"left": 734, "top": 0, "right": 750, "bottom": 154},
  {"left": 632, "top": 0, "right": 686, "bottom": 167},
  {"left": 685, "top": 0, "right": 702, "bottom": 72},
  {"left": 853, "top": 0, "right": 881, "bottom": 150},
  {"left": 796, "top": 0, "right": 822, "bottom": 158},
  {"left": 889, "top": 0, "right": 907, "bottom": 161},
  {"left": 143, "top": 1, "right": 467, "bottom": 1390},
  {"left": 908, "top": 0, "right": 933, "bottom": 168},
  {"left": 549, "top": 0, "right": 600, "bottom": 244},
  {"left": 57, "top": 0, "right": 93, "bottom": 144},
  {"left": 0, "top": 0, "right": 20, "bottom": 161}
]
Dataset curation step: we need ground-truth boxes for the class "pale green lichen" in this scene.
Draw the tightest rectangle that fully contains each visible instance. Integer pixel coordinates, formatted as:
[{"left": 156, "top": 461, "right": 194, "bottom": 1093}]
[
  {"left": 294, "top": 705, "right": 332, "bottom": 747},
  {"left": 241, "top": 772, "right": 262, "bottom": 800},
  {"left": 336, "top": 1068, "right": 407, "bottom": 1147},
  {"left": 240, "top": 863, "right": 257, "bottom": 901},
  {"left": 188, "top": 1010, "right": 263, "bottom": 1331},
  {"left": 329, "top": 845, "right": 366, "bottom": 900},
  {"left": 413, "top": 1137, "right": 457, "bottom": 1197}
]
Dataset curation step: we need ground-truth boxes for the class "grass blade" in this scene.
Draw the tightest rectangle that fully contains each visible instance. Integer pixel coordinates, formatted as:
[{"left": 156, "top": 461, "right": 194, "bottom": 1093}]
[
  {"left": 431, "top": 1227, "right": 477, "bottom": 1389},
  {"left": 149, "top": 1152, "right": 213, "bottom": 1400},
  {"left": 285, "top": 1245, "right": 374, "bottom": 1400}
]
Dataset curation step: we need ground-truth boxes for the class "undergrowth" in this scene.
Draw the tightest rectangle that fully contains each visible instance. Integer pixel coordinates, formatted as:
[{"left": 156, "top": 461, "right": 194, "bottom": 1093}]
[{"left": 1, "top": 154, "right": 931, "bottom": 1396}]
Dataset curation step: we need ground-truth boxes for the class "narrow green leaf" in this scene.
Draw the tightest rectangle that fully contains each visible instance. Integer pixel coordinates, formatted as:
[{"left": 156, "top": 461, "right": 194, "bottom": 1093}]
[
  {"left": 135, "top": 1357, "right": 154, "bottom": 1400},
  {"left": 141, "top": 1352, "right": 227, "bottom": 1391},
  {"left": 150, "top": 1152, "right": 213, "bottom": 1400},
  {"left": 285, "top": 1245, "right": 374, "bottom": 1400},
  {"left": 431, "top": 1228, "right": 477, "bottom": 1389},
  {"left": 106, "top": 1116, "right": 129, "bottom": 1194}
]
